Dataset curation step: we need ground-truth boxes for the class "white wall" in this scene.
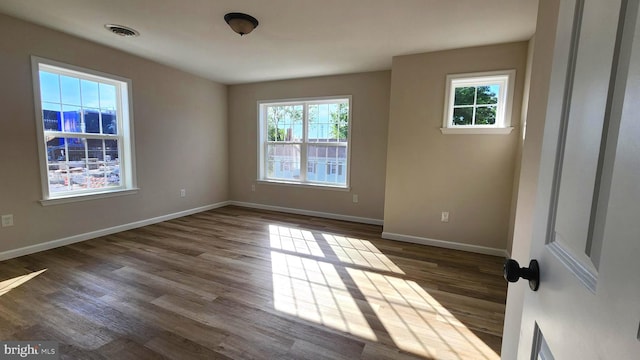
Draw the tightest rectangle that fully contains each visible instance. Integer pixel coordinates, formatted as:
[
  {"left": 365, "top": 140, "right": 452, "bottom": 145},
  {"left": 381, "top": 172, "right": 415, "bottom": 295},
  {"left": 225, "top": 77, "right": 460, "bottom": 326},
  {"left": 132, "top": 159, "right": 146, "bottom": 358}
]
[
  {"left": 383, "top": 42, "right": 529, "bottom": 253},
  {"left": 228, "top": 71, "right": 390, "bottom": 222},
  {"left": 501, "top": 0, "right": 561, "bottom": 357},
  {"left": 0, "top": 14, "right": 228, "bottom": 255}
]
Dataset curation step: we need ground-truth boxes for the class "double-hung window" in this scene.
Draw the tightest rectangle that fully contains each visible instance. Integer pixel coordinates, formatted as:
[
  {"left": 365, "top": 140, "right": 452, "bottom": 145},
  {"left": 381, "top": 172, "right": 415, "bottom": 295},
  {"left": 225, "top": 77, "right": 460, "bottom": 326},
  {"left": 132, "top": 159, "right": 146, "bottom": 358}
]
[
  {"left": 32, "top": 57, "right": 136, "bottom": 203},
  {"left": 258, "top": 97, "right": 351, "bottom": 188},
  {"left": 441, "top": 70, "right": 515, "bottom": 134}
]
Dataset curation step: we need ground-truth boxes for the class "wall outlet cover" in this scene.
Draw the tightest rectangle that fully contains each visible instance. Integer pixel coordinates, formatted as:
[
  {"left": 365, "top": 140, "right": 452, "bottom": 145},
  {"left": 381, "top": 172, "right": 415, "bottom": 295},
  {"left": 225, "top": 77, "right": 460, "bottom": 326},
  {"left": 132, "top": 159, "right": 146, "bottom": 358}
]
[{"left": 1, "top": 214, "right": 14, "bottom": 227}]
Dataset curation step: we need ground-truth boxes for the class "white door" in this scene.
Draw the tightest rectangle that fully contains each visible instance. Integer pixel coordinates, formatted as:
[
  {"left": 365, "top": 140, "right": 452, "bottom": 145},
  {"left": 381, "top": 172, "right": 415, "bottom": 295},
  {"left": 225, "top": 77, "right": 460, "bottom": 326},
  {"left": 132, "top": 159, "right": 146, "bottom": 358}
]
[{"left": 517, "top": 0, "right": 640, "bottom": 359}]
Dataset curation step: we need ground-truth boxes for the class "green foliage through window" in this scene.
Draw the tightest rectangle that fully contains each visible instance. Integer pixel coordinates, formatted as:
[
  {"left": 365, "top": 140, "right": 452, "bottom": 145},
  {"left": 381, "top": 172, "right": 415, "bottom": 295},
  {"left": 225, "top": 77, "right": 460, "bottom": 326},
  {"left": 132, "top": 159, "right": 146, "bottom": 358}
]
[
  {"left": 261, "top": 98, "right": 350, "bottom": 187},
  {"left": 452, "top": 84, "right": 499, "bottom": 126}
]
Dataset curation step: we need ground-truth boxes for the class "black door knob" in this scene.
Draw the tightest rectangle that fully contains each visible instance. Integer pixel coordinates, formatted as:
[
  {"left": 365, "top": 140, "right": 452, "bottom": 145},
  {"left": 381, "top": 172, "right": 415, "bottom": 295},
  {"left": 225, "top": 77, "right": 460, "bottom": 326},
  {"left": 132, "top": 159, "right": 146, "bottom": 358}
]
[{"left": 503, "top": 259, "right": 540, "bottom": 291}]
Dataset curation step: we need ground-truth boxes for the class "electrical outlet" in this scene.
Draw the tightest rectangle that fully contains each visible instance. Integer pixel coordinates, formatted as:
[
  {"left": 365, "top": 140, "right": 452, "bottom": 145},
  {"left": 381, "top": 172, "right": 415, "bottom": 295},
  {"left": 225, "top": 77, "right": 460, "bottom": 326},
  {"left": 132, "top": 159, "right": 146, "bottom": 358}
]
[
  {"left": 1, "top": 214, "right": 14, "bottom": 227},
  {"left": 352, "top": 194, "right": 359, "bottom": 203},
  {"left": 180, "top": 189, "right": 186, "bottom": 198},
  {"left": 441, "top": 211, "right": 449, "bottom": 223},
  {"left": 251, "top": 184, "right": 256, "bottom": 192}
]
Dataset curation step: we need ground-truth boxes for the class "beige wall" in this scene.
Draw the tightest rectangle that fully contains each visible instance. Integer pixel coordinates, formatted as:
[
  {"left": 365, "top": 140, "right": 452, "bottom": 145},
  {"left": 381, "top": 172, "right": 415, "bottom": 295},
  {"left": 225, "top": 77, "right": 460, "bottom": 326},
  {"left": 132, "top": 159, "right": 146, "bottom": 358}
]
[
  {"left": 0, "top": 14, "right": 228, "bottom": 254},
  {"left": 501, "top": 0, "right": 561, "bottom": 358},
  {"left": 228, "top": 72, "right": 390, "bottom": 221},
  {"left": 507, "top": 39, "right": 536, "bottom": 255},
  {"left": 383, "top": 42, "right": 529, "bottom": 251}
]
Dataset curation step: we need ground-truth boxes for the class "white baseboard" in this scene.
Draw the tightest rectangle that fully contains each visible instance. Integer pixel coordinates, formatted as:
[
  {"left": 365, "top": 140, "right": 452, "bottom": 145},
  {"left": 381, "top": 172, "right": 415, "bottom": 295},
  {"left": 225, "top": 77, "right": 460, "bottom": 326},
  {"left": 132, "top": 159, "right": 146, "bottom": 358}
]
[
  {"left": 228, "top": 201, "right": 384, "bottom": 226},
  {"left": 0, "top": 201, "right": 231, "bottom": 262},
  {"left": 1, "top": 201, "right": 507, "bottom": 261},
  {"left": 382, "top": 231, "right": 508, "bottom": 257}
]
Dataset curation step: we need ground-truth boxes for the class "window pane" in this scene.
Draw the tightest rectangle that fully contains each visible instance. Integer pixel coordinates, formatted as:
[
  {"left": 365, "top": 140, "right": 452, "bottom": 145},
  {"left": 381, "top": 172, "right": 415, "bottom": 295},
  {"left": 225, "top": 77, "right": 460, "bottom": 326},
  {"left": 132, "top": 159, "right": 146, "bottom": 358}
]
[
  {"left": 267, "top": 144, "right": 300, "bottom": 180},
  {"left": 267, "top": 105, "right": 303, "bottom": 142},
  {"left": 105, "top": 139, "right": 119, "bottom": 163},
  {"left": 37, "top": 62, "right": 132, "bottom": 199},
  {"left": 87, "top": 139, "right": 104, "bottom": 161},
  {"left": 104, "top": 140, "right": 121, "bottom": 187},
  {"left": 46, "top": 137, "right": 67, "bottom": 163},
  {"left": 42, "top": 102, "right": 62, "bottom": 131},
  {"left": 99, "top": 83, "right": 117, "bottom": 111},
  {"left": 84, "top": 109, "right": 101, "bottom": 133},
  {"left": 308, "top": 102, "right": 349, "bottom": 142},
  {"left": 39, "top": 71, "right": 60, "bottom": 103},
  {"left": 454, "top": 87, "right": 475, "bottom": 106},
  {"left": 476, "top": 85, "right": 499, "bottom": 105},
  {"left": 86, "top": 139, "right": 120, "bottom": 189},
  {"left": 476, "top": 106, "right": 497, "bottom": 125},
  {"left": 66, "top": 137, "right": 86, "bottom": 162},
  {"left": 62, "top": 106, "right": 82, "bottom": 132},
  {"left": 81, "top": 80, "right": 100, "bottom": 108},
  {"left": 46, "top": 137, "right": 69, "bottom": 193},
  {"left": 64, "top": 137, "right": 88, "bottom": 189},
  {"left": 46, "top": 137, "right": 121, "bottom": 192},
  {"left": 60, "top": 75, "right": 81, "bottom": 106},
  {"left": 452, "top": 107, "right": 473, "bottom": 125},
  {"left": 307, "top": 145, "right": 347, "bottom": 185},
  {"left": 48, "top": 163, "right": 69, "bottom": 193},
  {"left": 102, "top": 111, "right": 118, "bottom": 135}
]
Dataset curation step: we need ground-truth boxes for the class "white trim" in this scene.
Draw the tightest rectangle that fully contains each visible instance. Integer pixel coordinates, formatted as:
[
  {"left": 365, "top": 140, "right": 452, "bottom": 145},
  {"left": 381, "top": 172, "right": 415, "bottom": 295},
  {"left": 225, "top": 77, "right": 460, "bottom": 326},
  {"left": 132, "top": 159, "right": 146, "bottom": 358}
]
[
  {"left": 229, "top": 201, "right": 383, "bottom": 225},
  {"left": 228, "top": 202, "right": 507, "bottom": 257},
  {"left": 442, "top": 69, "right": 516, "bottom": 130},
  {"left": 547, "top": 240, "right": 597, "bottom": 293},
  {"left": 0, "top": 201, "right": 230, "bottom": 262},
  {"left": 440, "top": 127, "right": 514, "bottom": 135},
  {"left": 381, "top": 231, "right": 508, "bottom": 257},
  {"left": 40, "top": 188, "right": 140, "bottom": 206},
  {"left": 31, "top": 55, "right": 137, "bottom": 201},
  {"left": 256, "top": 179, "right": 350, "bottom": 191},
  {"left": 257, "top": 95, "right": 352, "bottom": 106},
  {"left": 257, "top": 95, "right": 352, "bottom": 188}
]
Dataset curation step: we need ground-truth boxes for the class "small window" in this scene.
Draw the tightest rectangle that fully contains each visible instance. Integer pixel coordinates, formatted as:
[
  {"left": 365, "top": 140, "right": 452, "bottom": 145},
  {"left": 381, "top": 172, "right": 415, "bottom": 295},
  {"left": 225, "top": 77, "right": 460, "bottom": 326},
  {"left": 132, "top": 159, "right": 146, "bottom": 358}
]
[
  {"left": 441, "top": 70, "right": 515, "bottom": 134},
  {"left": 258, "top": 96, "right": 351, "bottom": 188},
  {"left": 32, "top": 57, "right": 137, "bottom": 203}
]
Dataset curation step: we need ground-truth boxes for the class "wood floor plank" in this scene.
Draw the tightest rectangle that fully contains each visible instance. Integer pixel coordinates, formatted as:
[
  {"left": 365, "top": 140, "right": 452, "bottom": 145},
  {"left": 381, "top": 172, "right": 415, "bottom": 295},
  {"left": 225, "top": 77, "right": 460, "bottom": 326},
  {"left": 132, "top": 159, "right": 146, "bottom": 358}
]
[
  {"left": 97, "top": 338, "right": 168, "bottom": 360},
  {"left": 0, "top": 206, "right": 507, "bottom": 359}
]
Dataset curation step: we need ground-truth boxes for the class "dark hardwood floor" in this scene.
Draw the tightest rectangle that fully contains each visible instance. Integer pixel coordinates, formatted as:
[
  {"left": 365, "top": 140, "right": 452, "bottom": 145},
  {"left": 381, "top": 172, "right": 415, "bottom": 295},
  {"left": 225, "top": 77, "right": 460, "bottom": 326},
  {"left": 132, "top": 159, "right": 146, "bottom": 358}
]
[{"left": 0, "top": 206, "right": 507, "bottom": 359}]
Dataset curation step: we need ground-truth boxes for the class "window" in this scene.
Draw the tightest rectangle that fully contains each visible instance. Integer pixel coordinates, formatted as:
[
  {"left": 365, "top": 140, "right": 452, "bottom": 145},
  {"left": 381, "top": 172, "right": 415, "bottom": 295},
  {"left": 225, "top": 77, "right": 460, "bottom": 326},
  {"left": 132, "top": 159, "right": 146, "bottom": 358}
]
[
  {"left": 258, "top": 97, "right": 351, "bottom": 188},
  {"left": 441, "top": 70, "right": 515, "bottom": 134},
  {"left": 32, "top": 57, "right": 136, "bottom": 203}
]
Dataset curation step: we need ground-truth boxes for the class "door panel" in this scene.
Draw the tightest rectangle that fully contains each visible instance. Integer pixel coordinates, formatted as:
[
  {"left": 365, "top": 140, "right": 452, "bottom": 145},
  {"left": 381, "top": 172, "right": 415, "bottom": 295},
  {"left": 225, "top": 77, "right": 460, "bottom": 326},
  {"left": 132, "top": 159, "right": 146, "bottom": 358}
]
[
  {"left": 517, "top": 0, "right": 640, "bottom": 359},
  {"left": 553, "top": 0, "right": 621, "bottom": 273},
  {"left": 531, "top": 324, "right": 555, "bottom": 360}
]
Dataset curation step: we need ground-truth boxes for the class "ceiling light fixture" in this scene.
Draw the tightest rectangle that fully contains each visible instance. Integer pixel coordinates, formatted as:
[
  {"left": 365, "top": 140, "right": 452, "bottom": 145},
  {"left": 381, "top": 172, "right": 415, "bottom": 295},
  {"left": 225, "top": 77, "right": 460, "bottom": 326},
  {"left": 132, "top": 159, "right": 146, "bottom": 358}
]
[{"left": 224, "top": 12, "right": 259, "bottom": 36}]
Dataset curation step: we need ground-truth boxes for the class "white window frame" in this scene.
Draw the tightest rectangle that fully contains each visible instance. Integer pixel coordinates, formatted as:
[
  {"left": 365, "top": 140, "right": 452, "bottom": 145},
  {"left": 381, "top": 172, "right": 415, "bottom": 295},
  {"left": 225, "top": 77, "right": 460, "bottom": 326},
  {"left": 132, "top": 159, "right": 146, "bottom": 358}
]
[
  {"left": 31, "top": 56, "right": 138, "bottom": 205},
  {"left": 441, "top": 70, "right": 515, "bottom": 134},
  {"left": 257, "top": 96, "right": 352, "bottom": 190}
]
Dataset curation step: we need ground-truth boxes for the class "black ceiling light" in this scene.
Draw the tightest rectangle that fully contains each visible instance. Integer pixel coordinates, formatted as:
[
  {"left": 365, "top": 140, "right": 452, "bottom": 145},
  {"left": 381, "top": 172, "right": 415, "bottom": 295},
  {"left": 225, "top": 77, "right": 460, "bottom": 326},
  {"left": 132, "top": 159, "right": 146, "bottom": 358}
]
[{"left": 224, "top": 12, "right": 259, "bottom": 36}]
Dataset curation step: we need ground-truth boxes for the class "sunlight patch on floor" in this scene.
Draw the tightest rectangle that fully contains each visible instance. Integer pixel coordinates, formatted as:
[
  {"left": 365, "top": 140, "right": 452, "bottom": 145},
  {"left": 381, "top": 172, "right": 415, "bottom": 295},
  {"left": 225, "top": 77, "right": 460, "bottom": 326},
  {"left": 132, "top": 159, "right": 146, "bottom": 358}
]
[
  {"left": 271, "top": 251, "right": 377, "bottom": 340},
  {"left": 269, "top": 225, "right": 325, "bottom": 257},
  {"left": 348, "top": 268, "right": 499, "bottom": 360},
  {"left": 269, "top": 225, "right": 499, "bottom": 359},
  {"left": 0, "top": 269, "right": 47, "bottom": 296},
  {"left": 322, "top": 233, "right": 405, "bottom": 274}
]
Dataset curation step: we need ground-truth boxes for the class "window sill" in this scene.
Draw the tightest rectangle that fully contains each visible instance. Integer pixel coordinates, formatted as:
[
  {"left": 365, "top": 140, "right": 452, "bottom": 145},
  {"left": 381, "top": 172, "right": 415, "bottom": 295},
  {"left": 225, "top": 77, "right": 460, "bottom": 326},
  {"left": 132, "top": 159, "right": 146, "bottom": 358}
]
[
  {"left": 440, "top": 127, "right": 514, "bottom": 135},
  {"left": 257, "top": 180, "right": 350, "bottom": 192},
  {"left": 40, "top": 188, "right": 139, "bottom": 206}
]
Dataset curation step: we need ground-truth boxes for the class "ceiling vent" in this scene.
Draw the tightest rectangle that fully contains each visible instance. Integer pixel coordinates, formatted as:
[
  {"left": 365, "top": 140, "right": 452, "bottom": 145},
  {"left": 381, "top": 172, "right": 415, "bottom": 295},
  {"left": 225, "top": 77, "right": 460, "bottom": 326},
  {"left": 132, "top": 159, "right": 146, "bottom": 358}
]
[{"left": 105, "top": 24, "right": 140, "bottom": 37}]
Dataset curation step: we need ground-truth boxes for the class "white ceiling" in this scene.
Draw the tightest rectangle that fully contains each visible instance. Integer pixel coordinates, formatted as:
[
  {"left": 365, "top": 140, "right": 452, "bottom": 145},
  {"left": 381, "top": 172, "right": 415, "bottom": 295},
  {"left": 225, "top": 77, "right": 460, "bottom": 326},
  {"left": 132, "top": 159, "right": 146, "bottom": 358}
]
[{"left": 0, "top": 0, "right": 538, "bottom": 84}]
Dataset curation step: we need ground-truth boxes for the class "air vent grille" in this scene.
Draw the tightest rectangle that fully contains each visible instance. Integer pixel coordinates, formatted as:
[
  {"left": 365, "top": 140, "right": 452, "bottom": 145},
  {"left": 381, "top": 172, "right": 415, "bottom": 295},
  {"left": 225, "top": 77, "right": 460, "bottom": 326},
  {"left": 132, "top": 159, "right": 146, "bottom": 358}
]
[{"left": 105, "top": 24, "right": 139, "bottom": 37}]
